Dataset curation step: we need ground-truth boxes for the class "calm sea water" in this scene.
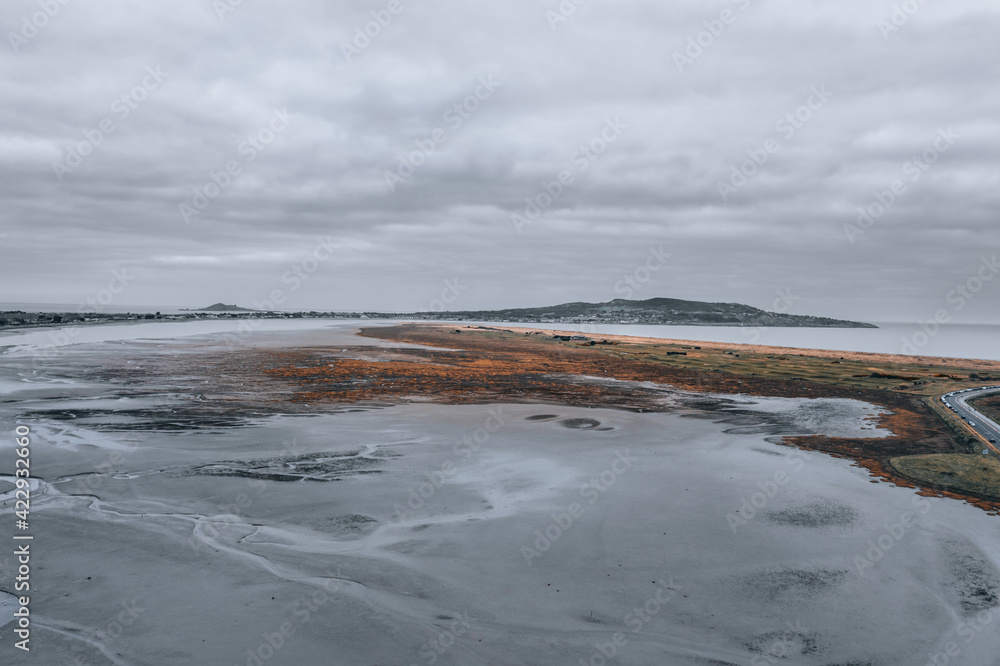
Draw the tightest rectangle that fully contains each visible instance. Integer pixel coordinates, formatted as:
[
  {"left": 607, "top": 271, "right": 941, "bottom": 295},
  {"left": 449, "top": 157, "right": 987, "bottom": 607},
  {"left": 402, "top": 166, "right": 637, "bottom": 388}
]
[
  {"left": 453, "top": 321, "right": 1000, "bottom": 362},
  {"left": 0, "top": 318, "right": 398, "bottom": 353},
  {"left": 0, "top": 314, "right": 997, "bottom": 362}
]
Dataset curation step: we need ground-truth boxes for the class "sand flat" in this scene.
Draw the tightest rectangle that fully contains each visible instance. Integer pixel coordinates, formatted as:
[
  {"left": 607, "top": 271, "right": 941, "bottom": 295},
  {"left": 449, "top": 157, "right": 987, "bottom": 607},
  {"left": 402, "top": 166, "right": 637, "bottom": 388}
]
[{"left": 2, "top": 324, "right": 999, "bottom": 665}]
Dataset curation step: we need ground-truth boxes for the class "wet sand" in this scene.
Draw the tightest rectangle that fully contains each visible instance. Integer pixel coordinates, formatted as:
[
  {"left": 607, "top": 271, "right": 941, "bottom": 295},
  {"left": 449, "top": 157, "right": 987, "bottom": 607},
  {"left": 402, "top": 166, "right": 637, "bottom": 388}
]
[{"left": 1, "top": 322, "right": 999, "bottom": 665}]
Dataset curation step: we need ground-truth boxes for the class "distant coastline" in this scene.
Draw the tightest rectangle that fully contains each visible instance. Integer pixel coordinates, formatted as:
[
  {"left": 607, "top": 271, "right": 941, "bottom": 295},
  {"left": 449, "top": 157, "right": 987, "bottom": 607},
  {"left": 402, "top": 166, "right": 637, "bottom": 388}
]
[
  {"left": 0, "top": 296, "right": 877, "bottom": 331},
  {"left": 0, "top": 308, "right": 875, "bottom": 333}
]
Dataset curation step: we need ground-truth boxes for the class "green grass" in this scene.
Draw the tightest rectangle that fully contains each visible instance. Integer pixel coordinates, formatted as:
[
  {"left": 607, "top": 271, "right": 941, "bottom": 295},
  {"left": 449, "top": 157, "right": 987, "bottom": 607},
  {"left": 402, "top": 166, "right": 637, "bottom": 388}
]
[{"left": 890, "top": 454, "right": 1000, "bottom": 501}]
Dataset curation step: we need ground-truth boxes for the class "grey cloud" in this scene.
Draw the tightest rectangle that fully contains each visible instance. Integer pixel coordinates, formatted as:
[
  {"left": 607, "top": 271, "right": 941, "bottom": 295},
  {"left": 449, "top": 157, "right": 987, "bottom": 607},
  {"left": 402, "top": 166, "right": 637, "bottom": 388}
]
[{"left": 1, "top": 0, "right": 998, "bottom": 321}]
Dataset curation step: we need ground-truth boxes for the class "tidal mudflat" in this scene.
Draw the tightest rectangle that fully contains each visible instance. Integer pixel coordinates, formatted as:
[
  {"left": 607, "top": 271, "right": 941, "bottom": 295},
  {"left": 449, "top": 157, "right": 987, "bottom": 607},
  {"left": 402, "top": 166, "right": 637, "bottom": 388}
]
[{"left": 1, "top": 322, "right": 999, "bottom": 665}]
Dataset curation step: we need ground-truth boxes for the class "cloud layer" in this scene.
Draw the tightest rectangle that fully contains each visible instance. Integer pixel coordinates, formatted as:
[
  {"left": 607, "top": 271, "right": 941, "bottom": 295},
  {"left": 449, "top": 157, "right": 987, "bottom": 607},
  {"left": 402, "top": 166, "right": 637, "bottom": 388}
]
[{"left": 2, "top": 0, "right": 998, "bottom": 322}]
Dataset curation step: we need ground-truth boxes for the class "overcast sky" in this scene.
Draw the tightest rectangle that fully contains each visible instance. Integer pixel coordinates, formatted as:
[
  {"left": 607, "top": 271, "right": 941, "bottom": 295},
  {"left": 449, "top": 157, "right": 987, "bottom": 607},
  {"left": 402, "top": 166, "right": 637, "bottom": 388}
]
[{"left": 1, "top": 0, "right": 998, "bottom": 322}]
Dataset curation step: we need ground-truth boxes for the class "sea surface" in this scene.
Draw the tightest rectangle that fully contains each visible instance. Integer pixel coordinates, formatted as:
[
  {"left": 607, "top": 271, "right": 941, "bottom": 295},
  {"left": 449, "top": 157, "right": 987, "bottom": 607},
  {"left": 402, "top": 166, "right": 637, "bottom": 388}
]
[
  {"left": 456, "top": 320, "right": 1000, "bottom": 362},
  {"left": 0, "top": 316, "right": 998, "bottom": 362}
]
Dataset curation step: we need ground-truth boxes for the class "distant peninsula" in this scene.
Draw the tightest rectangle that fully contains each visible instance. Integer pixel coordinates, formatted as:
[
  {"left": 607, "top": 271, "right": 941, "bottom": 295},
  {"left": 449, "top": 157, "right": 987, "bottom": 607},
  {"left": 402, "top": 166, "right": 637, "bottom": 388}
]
[
  {"left": 395, "top": 297, "right": 878, "bottom": 328},
  {"left": 0, "top": 297, "right": 876, "bottom": 330}
]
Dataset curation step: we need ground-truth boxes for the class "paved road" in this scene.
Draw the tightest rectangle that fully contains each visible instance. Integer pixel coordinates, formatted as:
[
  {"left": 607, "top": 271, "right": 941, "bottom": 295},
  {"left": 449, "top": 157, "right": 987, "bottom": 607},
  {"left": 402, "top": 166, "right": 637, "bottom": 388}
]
[{"left": 941, "top": 386, "right": 1000, "bottom": 457}]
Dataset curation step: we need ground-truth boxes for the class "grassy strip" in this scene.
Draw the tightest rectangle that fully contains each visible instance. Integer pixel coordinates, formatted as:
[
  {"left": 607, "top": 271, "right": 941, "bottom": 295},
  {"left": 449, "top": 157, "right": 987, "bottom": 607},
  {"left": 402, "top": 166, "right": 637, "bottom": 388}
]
[
  {"left": 970, "top": 394, "right": 1000, "bottom": 425},
  {"left": 890, "top": 454, "right": 1000, "bottom": 502}
]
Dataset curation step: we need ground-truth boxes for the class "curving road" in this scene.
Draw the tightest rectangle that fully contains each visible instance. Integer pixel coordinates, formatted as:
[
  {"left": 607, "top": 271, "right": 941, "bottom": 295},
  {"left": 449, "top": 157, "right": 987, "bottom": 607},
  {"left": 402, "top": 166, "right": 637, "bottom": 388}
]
[{"left": 940, "top": 386, "right": 1000, "bottom": 458}]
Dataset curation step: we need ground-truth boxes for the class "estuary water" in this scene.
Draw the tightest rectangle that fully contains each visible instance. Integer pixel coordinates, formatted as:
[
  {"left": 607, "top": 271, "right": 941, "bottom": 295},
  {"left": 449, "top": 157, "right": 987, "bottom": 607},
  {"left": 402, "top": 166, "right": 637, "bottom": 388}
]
[
  {"left": 0, "top": 318, "right": 997, "bottom": 362},
  {"left": 457, "top": 321, "right": 1000, "bottom": 362},
  {"left": 1, "top": 321, "right": 999, "bottom": 665}
]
